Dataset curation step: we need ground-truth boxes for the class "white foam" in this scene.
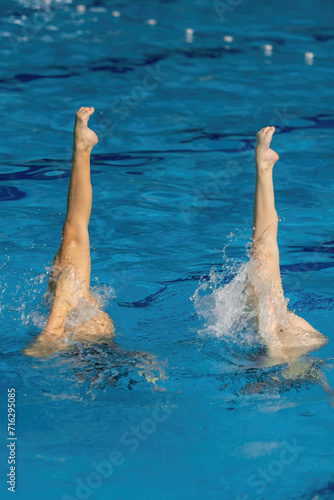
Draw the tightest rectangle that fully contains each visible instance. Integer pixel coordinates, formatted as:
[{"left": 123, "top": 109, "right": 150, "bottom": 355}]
[{"left": 192, "top": 262, "right": 257, "bottom": 343}]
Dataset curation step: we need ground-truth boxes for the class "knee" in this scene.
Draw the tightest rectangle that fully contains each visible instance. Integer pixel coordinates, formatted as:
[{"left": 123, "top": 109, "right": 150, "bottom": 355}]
[{"left": 62, "top": 220, "right": 88, "bottom": 244}]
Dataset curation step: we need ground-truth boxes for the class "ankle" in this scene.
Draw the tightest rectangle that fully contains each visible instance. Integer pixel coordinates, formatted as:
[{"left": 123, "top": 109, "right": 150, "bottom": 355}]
[
  {"left": 255, "top": 161, "right": 274, "bottom": 173},
  {"left": 73, "top": 141, "right": 92, "bottom": 156}
]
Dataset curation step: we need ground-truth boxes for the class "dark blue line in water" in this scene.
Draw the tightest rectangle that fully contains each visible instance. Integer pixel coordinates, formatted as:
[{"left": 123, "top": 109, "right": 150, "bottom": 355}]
[
  {"left": 307, "top": 480, "right": 334, "bottom": 499},
  {"left": 282, "top": 261, "right": 334, "bottom": 272},
  {"left": 163, "top": 272, "right": 230, "bottom": 284},
  {"left": 163, "top": 260, "right": 334, "bottom": 286},
  {"left": 0, "top": 186, "right": 26, "bottom": 201},
  {"left": 313, "top": 114, "right": 334, "bottom": 128},
  {"left": 0, "top": 165, "right": 70, "bottom": 182},
  {"left": 93, "top": 154, "right": 164, "bottom": 166},
  {"left": 0, "top": 53, "right": 170, "bottom": 87},
  {"left": 289, "top": 242, "right": 334, "bottom": 255},
  {"left": 119, "top": 285, "right": 167, "bottom": 308},
  {"left": 177, "top": 46, "right": 241, "bottom": 59},
  {"left": 13, "top": 74, "right": 43, "bottom": 83},
  {"left": 313, "top": 33, "right": 334, "bottom": 42}
]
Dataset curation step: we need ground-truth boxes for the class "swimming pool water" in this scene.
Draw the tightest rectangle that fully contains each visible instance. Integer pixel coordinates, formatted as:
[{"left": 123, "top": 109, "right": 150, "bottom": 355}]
[{"left": 1, "top": 0, "right": 334, "bottom": 499}]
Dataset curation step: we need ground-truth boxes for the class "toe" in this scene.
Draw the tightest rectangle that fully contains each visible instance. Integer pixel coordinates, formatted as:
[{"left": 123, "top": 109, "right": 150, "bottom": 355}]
[
  {"left": 81, "top": 107, "right": 94, "bottom": 119},
  {"left": 78, "top": 110, "right": 91, "bottom": 122},
  {"left": 77, "top": 106, "right": 92, "bottom": 115}
]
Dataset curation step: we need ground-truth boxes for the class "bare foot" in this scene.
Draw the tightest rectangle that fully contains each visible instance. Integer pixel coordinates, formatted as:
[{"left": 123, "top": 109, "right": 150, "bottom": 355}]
[
  {"left": 255, "top": 126, "right": 279, "bottom": 170},
  {"left": 74, "top": 106, "right": 98, "bottom": 152}
]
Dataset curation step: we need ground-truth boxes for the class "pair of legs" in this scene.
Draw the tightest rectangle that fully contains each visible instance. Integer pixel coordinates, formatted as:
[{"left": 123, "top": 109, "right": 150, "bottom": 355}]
[
  {"left": 24, "top": 112, "right": 326, "bottom": 361},
  {"left": 24, "top": 108, "right": 114, "bottom": 357},
  {"left": 248, "top": 126, "right": 327, "bottom": 364}
]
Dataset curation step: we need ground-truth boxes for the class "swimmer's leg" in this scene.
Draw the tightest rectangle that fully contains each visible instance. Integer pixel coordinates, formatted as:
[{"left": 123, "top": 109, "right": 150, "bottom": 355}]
[
  {"left": 250, "top": 126, "right": 283, "bottom": 302},
  {"left": 24, "top": 108, "right": 99, "bottom": 356},
  {"left": 247, "top": 126, "right": 286, "bottom": 355},
  {"left": 249, "top": 127, "right": 326, "bottom": 363},
  {"left": 50, "top": 107, "right": 99, "bottom": 296}
]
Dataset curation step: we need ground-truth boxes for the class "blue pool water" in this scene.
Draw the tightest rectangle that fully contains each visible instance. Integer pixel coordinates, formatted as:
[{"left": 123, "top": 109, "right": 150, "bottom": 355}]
[{"left": 1, "top": 0, "right": 334, "bottom": 499}]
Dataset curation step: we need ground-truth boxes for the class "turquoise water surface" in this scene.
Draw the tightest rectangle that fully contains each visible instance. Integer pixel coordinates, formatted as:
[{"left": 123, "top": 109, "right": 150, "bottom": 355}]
[{"left": 0, "top": 0, "right": 334, "bottom": 499}]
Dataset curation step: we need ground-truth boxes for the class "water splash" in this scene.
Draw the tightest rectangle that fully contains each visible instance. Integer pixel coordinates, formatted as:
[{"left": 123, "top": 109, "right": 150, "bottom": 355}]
[
  {"left": 65, "top": 284, "right": 115, "bottom": 330},
  {"left": 192, "top": 232, "right": 328, "bottom": 371},
  {"left": 192, "top": 228, "right": 255, "bottom": 343},
  {"left": 1, "top": 262, "right": 115, "bottom": 337},
  {"left": 192, "top": 260, "right": 259, "bottom": 347}
]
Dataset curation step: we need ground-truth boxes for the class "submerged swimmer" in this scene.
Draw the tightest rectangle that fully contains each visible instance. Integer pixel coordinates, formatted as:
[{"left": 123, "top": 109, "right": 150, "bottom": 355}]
[
  {"left": 24, "top": 107, "right": 114, "bottom": 357},
  {"left": 247, "top": 126, "right": 327, "bottom": 364}
]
